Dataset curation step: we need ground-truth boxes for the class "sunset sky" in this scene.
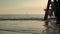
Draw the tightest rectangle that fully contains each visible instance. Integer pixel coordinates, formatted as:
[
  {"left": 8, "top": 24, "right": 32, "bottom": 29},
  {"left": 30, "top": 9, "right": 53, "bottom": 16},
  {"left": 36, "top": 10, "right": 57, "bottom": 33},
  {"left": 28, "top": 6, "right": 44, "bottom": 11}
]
[{"left": 0, "top": 0, "right": 48, "bottom": 14}]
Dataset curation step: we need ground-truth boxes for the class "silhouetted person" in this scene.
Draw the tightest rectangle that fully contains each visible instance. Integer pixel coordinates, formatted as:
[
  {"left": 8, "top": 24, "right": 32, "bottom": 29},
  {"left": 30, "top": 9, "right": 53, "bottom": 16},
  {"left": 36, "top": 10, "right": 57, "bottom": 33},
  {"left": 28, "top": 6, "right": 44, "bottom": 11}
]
[{"left": 54, "top": 0, "right": 60, "bottom": 27}]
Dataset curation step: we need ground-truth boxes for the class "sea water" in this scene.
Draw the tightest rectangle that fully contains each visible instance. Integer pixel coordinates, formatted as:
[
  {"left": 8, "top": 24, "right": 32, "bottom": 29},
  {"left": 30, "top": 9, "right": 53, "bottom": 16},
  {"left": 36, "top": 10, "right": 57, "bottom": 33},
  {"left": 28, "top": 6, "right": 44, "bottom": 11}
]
[{"left": 0, "top": 20, "right": 45, "bottom": 34}]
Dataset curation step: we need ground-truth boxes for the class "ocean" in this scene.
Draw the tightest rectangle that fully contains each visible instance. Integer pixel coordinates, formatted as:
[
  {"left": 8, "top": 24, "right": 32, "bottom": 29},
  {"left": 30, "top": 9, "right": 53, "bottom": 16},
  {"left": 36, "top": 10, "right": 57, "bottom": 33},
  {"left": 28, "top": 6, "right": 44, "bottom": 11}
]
[
  {"left": 0, "top": 14, "right": 44, "bottom": 19},
  {"left": 0, "top": 15, "right": 46, "bottom": 34}
]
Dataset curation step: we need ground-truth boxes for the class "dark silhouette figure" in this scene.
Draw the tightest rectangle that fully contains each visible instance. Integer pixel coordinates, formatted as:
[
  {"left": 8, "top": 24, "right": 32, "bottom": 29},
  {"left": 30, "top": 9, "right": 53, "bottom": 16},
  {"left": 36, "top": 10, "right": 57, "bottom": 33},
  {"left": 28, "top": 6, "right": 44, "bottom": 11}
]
[
  {"left": 54, "top": 0, "right": 60, "bottom": 27},
  {"left": 44, "top": 0, "right": 60, "bottom": 27},
  {"left": 44, "top": 0, "right": 55, "bottom": 26}
]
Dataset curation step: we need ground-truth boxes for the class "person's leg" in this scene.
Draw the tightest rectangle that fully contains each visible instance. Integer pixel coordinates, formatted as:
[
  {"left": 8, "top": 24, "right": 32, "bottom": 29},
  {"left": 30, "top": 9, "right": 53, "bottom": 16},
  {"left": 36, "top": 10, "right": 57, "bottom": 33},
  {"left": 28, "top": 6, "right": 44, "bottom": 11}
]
[
  {"left": 56, "top": 17, "right": 60, "bottom": 25},
  {"left": 54, "top": 0, "right": 60, "bottom": 26}
]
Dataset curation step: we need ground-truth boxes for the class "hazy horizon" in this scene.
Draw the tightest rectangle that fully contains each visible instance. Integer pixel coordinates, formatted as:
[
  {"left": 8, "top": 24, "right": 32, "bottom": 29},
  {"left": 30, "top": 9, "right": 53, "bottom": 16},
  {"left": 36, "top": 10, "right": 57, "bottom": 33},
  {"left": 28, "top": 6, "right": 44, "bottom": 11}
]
[{"left": 0, "top": 0, "right": 48, "bottom": 14}]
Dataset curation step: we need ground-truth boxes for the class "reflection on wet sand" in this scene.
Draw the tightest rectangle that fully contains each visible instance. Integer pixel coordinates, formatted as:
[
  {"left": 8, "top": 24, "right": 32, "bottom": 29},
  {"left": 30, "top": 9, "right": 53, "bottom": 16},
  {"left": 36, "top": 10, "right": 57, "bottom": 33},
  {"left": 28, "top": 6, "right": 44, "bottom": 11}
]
[
  {"left": 0, "top": 20, "right": 60, "bottom": 34},
  {"left": 0, "top": 20, "right": 45, "bottom": 34}
]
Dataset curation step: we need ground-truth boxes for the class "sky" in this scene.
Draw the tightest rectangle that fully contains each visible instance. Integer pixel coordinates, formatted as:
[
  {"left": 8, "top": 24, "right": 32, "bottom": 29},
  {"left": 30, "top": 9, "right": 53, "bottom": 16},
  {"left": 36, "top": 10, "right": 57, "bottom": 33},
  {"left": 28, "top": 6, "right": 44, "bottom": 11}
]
[{"left": 0, "top": 0, "right": 48, "bottom": 15}]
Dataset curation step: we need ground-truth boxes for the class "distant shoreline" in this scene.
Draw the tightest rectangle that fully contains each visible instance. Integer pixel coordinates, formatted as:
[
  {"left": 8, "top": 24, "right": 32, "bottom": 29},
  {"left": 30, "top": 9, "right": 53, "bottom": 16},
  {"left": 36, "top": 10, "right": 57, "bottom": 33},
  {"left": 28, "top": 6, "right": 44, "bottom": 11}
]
[
  {"left": 0, "top": 18, "right": 44, "bottom": 21},
  {"left": 0, "top": 14, "right": 44, "bottom": 21}
]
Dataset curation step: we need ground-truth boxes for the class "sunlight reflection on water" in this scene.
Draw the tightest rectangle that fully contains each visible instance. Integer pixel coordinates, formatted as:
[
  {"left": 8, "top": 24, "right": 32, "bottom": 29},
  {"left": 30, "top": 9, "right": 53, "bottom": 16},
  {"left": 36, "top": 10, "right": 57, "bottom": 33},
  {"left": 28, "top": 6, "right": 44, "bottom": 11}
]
[{"left": 0, "top": 20, "right": 46, "bottom": 34}]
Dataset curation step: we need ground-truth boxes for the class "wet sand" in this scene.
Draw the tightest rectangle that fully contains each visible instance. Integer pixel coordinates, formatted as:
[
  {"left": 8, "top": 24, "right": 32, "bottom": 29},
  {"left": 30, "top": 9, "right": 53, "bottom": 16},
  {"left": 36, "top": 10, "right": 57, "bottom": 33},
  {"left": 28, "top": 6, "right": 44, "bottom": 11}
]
[
  {"left": 0, "top": 20, "right": 45, "bottom": 34},
  {"left": 0, "top": 20, "right": 59, "bottom": 34}
]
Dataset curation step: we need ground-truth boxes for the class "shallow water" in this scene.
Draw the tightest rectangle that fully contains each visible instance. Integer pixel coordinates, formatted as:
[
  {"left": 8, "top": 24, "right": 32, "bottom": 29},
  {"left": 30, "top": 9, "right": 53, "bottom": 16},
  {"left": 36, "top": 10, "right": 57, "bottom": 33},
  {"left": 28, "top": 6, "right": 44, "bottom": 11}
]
[
  {"left": 0, "top": 20, "right": 46, "bottom": 34},
  {"left": 0, "top": 20, "right": 60, "bottom": 34}
]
